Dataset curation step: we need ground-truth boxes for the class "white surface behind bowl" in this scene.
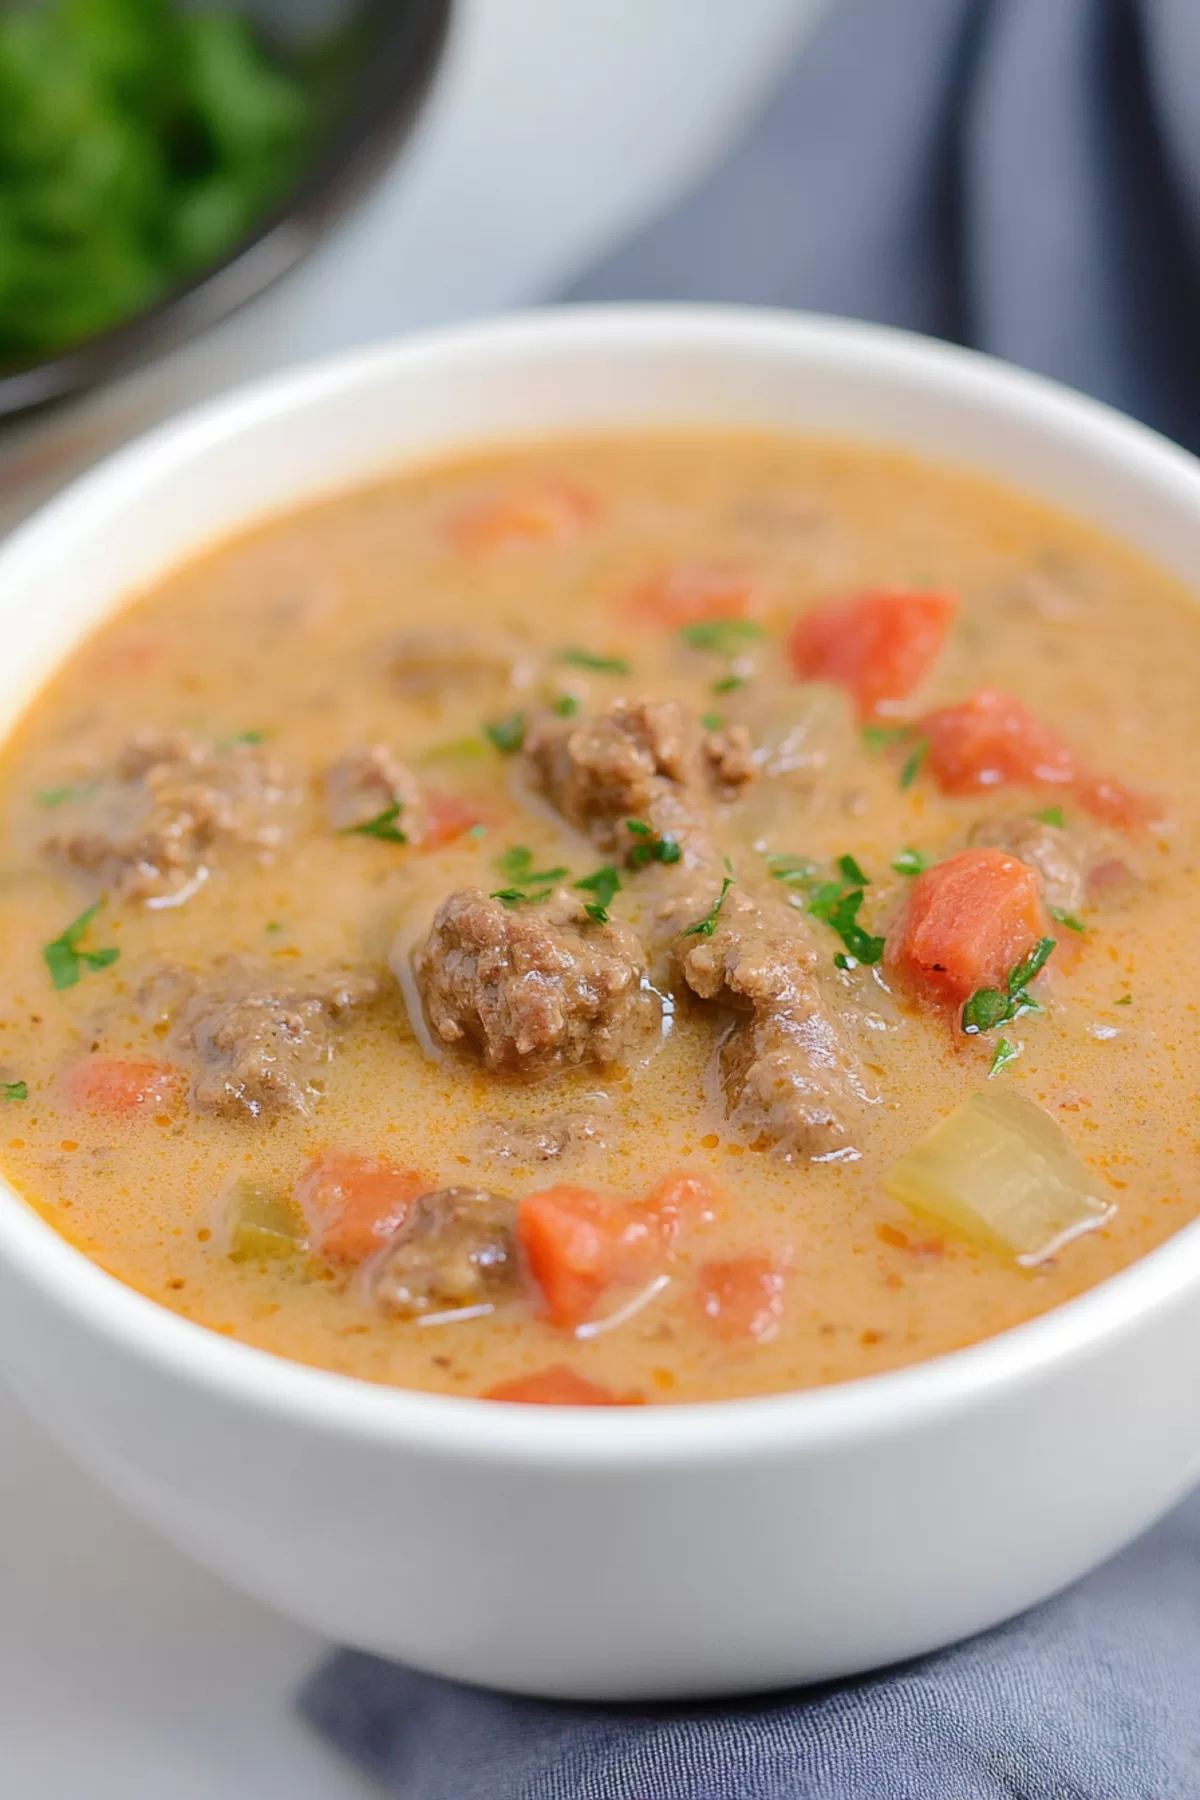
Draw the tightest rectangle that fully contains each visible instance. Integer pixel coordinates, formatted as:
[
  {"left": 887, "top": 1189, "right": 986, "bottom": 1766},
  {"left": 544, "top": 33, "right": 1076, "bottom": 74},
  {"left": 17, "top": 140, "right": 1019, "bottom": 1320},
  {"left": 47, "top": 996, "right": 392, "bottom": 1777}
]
[{"left": 1, "top": 308, "right": 1199, "bottom": 1702}]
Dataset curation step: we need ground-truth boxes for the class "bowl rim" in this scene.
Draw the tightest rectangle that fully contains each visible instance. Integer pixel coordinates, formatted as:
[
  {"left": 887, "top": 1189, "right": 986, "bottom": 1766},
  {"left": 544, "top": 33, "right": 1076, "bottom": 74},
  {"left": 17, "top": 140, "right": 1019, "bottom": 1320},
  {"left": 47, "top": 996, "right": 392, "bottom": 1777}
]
[
  {"left": 0, "top": 0, "right": 452, "bottom": 422},
  {"left": 2, "top": 301, "right": 1199, "bottom": 1469}
]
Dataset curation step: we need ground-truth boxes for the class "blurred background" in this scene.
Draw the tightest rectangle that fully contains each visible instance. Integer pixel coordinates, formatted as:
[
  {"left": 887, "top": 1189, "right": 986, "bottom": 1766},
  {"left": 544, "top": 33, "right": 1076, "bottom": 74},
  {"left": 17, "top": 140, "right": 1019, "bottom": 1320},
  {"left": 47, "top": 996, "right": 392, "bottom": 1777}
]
[{"left": 0, "top": 0, "right": 827, "bottom": 529}]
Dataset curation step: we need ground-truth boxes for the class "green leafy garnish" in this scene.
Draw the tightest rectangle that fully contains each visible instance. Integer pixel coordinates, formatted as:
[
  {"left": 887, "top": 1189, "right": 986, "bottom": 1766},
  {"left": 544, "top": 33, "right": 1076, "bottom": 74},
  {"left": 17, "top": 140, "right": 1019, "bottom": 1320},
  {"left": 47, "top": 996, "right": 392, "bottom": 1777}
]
[
  {"left": 862, "top": 724, "right": 910, "bottom": 752},
  {"left": 491, "top": 845, "right": 568, "bottom": 904},
  {"left": 768, "top": 855, "right": 820, "bottom": 887},
  {"left": 681, "top": 876, "right": 733, "bottom": 938},
  {"left": 0, "top": 1081, "right": 27, "bottom": 1102},
  {"left": 1050, "top": 907, "right": 1086, "bottom": 934},
  {"left": 559, "top": 648, "right": 631, "bottom": 675},
  {"left": 484, "top": 712, "right": 527, "bottom": 755},
  {"left": 713, "top": 674, "right": 745, "bottom": 695},
  {"left": 899, "top": 737, "right": 929, "bottom": 790},
  {"left": 265, "top": 920, "right": 283, "bottom": 935},
  {"left": 808, "top": 882, "right": 886, "bottom": 966},
  {"left": 575, "top": 866, "right": 621, "bottom": 911},
  {"left": 420, "top": 736, "right": 487, "bottom": 765},
  {"left": 228, "top": 729, "right": 267, "bottom": 746},
  {"left": 679, "top": 619, "right": 763, "bottom": 656},
  {"left": 1115, "top": 994, "right": 1132, "bottom": 1006},
  {"left": 700, "top": 712, "right": 723, "bottom": 731},
  {"left": 988, "top": 1037, "right": 1022, "bottom": 1078},
  {"left": 36, "top": 781, "right": 99, "bottom": 809},
  {"left": 962, "top": 936, "right": 1057, "bottom": 1036},
  {"left": 553, "top": 694, "right": 580, "bottom": 717},
  {"left": 1034, "top": 806, "right": 1066, "bottom": 828},
  {"left": 891, "top": 847, "right": 932, "bottom": 876},
  {"left": 43, "top": 901, "right": 120, "bottom": 991},
  {"left": 0, "top": 1, "right": 313, "bottom": 364},
  {"left": 341, "top": 803, "right": 406, "bottom": 845},
  {"left": 836, "top": 853, "right": 870, "bottom": 887},
  {"left": 624, "top": 819, "right": 682, "bottom": 869}
]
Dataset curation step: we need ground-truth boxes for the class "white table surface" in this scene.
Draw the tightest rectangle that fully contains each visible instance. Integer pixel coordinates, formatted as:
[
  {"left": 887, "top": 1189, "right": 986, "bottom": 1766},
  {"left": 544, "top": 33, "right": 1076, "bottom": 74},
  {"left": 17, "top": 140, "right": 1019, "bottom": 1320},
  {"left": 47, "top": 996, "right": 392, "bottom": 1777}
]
[{"left": 0, "top": 3, "right": 826, "bottom": 1794}]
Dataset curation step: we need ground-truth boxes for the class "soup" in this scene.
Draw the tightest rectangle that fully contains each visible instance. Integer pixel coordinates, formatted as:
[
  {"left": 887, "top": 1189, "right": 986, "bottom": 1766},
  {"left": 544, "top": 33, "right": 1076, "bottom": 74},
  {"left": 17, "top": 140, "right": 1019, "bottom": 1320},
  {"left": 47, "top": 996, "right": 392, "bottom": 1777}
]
[{"left": 0, "top": 432, "right": 1194, "bottom": 1405}]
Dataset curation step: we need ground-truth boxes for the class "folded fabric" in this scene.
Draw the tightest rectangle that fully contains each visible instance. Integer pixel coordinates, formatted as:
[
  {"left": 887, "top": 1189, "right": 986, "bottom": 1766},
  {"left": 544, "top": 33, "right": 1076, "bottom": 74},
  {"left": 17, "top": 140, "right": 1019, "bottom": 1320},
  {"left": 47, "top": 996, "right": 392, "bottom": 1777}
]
[
  {"left": 301, "top": 1489, "right": 1200, "bottom": 1799},
  {"left": 303, "top": 3, "right": 1200, "bottom": 1792},
  {"left": 565, "top": 0, "right": 1200, "bottom": 455}
]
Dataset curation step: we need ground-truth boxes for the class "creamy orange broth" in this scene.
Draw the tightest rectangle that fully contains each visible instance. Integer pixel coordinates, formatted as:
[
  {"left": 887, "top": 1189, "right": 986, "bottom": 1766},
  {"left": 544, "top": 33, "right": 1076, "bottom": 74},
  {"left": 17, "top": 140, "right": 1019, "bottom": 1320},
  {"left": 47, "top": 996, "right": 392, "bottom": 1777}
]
[{"left": 0, "top": 431, "right": 1196, "bottom": 1403}]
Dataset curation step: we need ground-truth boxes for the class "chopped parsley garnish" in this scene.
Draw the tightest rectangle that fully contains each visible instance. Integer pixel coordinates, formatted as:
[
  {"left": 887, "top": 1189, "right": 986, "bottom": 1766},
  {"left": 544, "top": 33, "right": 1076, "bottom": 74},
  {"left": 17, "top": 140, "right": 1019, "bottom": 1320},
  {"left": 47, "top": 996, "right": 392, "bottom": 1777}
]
[
  {"left": 808, "top": 881, "right": 885, "bottom": 966},
  {"left": 265, "top": 920, "right": 283, "bottom": 934},
  {"left": 681, "top": 876, "right": 733, "bottom": 938},
  {"left": 43, "top": 901, "right": 120, "bottom": 991},
  {"left": 420, "top": 736, "right": 487, "bottom": 764},
  {"left": 229, "top": 729, "right": 267, "bottom": 746},
  {"left": 899, "top": 737, "right": 929, "bottom": 790},
  {"left": 768, "top": 854, "right": 820, "bottom": 887},
  {"left": 559, "top": 648, "right": 631, "bottom": 675},
  {"left": 341, "top": 802, "right": 407, "bottom": 844},
  {"left": 575, "top": 865, "right": 621, "bottom": 920},
  {"left": 553, "top": 694, "right": 580, "bottom": 717},
  {"left": 466, "top": 822, "right": 488, "bottom": 841},
  {"left": 836, "top": 853, "right": 870, "bottom": 887},
  {"left": 891, "top": 847, "right": 932, "bottom": 876},
  {"left": 1115, "top": 993, "right": 1132, "bottom": 1005},
  {"left": 484, "top": 711, "right": 527, "bottom": 755},
  {"left": 962, "top": 935, "right": 1057, "bottom": 1036},
  {"left": 1050, "top": 906, "right": 1086, "bottom": 934},
  {"left": 36, "top": 781, "right": 99, "bottom": 809},
  {"left": 712, "top": 674, "right": 745, "bottom": 695},
  {"left": 1034, "top": 806, "right": 1066, "bottom": 827},
  {"left": 679, "top": 618, "right": 763, "bottom": 656},
  {"left": 0, "top": 1081, "right": 27, "bottom": 1102},
  {"left": 491, "top": 844, "right": 568, "bottom": 905},
  {"left": 624, "top": 818, "right": 682, "bottom": 868},
  {"left": 700, "top": 712, "right": 723, "bottom": 731},
  {"left": 862, "top": 724, "right": 910, "bottom": 752},
  {"left": 988, "top": 1037, "right": 1022, "bottom": 1078}
]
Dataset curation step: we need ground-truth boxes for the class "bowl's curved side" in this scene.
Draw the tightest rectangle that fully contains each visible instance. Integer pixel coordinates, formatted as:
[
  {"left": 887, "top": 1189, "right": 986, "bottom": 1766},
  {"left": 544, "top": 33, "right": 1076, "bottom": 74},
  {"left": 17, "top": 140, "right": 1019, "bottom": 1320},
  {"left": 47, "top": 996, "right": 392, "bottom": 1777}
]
[
  {"left": 0, "top": 307, "right": 1199, "bottom": 1693},
  {"left": 0, "top": 0, "right": 452, "bottom": 422}
]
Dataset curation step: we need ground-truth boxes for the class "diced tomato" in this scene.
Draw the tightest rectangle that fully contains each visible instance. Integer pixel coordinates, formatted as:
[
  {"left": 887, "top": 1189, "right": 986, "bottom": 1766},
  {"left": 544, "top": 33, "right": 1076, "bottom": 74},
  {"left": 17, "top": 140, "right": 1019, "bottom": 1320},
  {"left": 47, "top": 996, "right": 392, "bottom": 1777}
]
[
  {"left": 421, "top": 790, "right": 488, "bottom": 849},
  {"left": 517, "top": 1184, "right": 663, "bottom": 1329},
  {"left": 484, "top": 1366, "right": 642, "bottom": 1406},
  {"left": 884, "top": 847, "right": 1050, "bottom": 1010},
  {"left": 295, "top": 1151, "right": 431, "bottom": 1265},
  {"left": 1071, "top": 773, "right": 1158, "bottom": 833},
  {"left": 787, "top": 588, "right": 956, "bottom": 720},
  {"left": 641, "top": 1170, "right": 721, "bottom": 1243},
  {"left": 625, "top": 563, "right": 761, "bottom": 629},
  {"left": 451, "top": 479, "right": 599, "bottom": 552},
  {"left": 921, "top": 689, "right": 1076, "bottom": 794},
  {"left": 67, "top": 1056, "right": 183, "bottom": 1119},
  {"left": 695, "top": 1255, "right": 789, "bottom": 1342}
]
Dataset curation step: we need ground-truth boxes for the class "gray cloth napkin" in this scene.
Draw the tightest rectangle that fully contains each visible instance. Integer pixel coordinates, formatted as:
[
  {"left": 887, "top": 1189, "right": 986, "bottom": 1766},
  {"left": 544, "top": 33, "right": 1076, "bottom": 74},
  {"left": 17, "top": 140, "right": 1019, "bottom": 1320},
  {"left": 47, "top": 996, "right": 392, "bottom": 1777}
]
[{"left": 303, "top": 2, "right": 1200, "bottom": 1791}]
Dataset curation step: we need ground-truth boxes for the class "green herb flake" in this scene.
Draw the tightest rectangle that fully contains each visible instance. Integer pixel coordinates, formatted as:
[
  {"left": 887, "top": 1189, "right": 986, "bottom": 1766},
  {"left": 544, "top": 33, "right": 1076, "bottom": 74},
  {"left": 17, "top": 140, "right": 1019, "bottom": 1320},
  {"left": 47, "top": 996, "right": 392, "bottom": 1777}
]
[
  {"left": 1009, "top": 936, "right": 1057, "bottom": 991},
  {"left": 625, "top": 819, "right": 681, "bottom": 869},
  {"left": 43, "top": 900, "right": 120, "bottom": 992},
  {"left": 891, "top": 847, "right": 932, "bottom": 877},
  {"left": 1115, "top": 993, "right": 1133, "bottom": 1006},
  {"left": 808, "top": 885, "right": 886, "bottom": 966},
  {"left": 552, "top": 694, "right": 580, "bottom": 717},
  {"left": 679, "top": 618, "right": 764, "bottom": 656},
  {"left": 681, "top": 876, "right": 733, "bottom": 939},
  {"left": 836, "top": 853, "right": 870, "bottom": 887},
  {"left": 962, "top": 936, "right": 1057, "bottom": 1035},
  {"left": 582, "top": 903, "right": 609, "bottom": 925},
  {"left": 899, "top": 737, "right": 929, "bottom": 790},
  {"left": 340, "top": 803, "right": 407, "bottom": 845},
  {"left": 491, "top": 844, "right": 567, "bottom": 904},
  {"left": 700, "top": 712, "right": 723, "bottom": 731},
  {"left": 37, "top": 781, "right": 98, "bottom": 810},
  {"left": 559, "top": 648, "right": 631, "bottom": 676},
  {"left": 420, "top": 736, "right": 487, "bottom": 765},
  {"left": 229, "top": 729, "right": 267, "bottom": 746},
  {"left": 466, "top": 822, "right": 488, "bottom": 841},
  {"left": 768, "top": 855, "right": 820, "bottom": 887},
  {"left": 1050, "top": 906, "right": 1086, "bottom": 934},
  {"left": 862, "top": 724, "right": 910, "bottom": 753},
  {"left": 625, "top": 819, "right": 652, "bottom": 837},
  {"left": 713, "top": 674, "right": 745, "bottom": 695},
  {"left": 575, "top": 865, "right": 621, "bottom": 909},
  {"left": 988, "top": 1036, "right": 1022, "bottom": 1078},
  {"left": 1034, "top": 806, "right": 1066, "bottom": 828},
  {"left": 265, "top": 920, "right": 283, "bottom": 935},
  {"left": 484, "top": 712, "right": 527, "bottom": 755},
  {"left": 0, "top": 1080, "right": 27, "bottom": 1102},
  {"left": 833, "top": 953, "right": 855, "bottom": 972}
]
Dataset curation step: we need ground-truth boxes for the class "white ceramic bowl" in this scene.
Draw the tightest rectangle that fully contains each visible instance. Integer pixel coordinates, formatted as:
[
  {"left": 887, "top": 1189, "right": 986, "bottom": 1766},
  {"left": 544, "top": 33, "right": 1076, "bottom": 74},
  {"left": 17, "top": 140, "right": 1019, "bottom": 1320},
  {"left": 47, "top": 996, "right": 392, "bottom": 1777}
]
[{"left": 1, "top": 308, "right": 1199, "bottom": 1702}]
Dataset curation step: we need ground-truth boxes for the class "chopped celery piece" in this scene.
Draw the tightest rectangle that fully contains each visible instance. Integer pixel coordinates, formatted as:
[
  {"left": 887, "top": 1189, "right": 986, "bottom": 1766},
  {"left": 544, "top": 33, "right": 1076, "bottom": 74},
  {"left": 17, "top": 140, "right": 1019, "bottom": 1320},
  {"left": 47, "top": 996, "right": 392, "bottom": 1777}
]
[
  {"left": 225, "top": 1180, "right": 307, "bottom": 1263},
  {"left": 884, "top": 1088, "right": 1112, "bottom": 1265}
]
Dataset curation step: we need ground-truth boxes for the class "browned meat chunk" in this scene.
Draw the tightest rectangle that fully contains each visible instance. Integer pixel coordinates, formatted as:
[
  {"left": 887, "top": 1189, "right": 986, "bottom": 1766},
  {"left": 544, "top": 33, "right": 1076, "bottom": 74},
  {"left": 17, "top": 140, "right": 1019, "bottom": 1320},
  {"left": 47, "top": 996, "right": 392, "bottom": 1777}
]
[
  {"left": 42, "top": 730, "right": 290, "bottom": 907},
  {"left": 371, "top": 1186, "right": 520, "bottom": 1318},
  {"left": 678, "top": 886, "right": 871, "bottom": 1158},
  {"left": 413, "top": 887, "right": 660, "bottom": 1076},
  {"left": 703, "top": 724, "right": 755, "bottom": 795},
  {"left": 390, "top": 630, "right": 532, "bottom": 698},
  {"left": 479, "top": 1109, "right": 616, "bottom": 1163},
  {"left": 322, "top": 745, "right": 423, "bottom": 839},
  {"left": 968, "top": 815, "right": 1088, "bottom": 916},
  {"left": 145, "top": 957, "right": 379, "bottom": 1119}
]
